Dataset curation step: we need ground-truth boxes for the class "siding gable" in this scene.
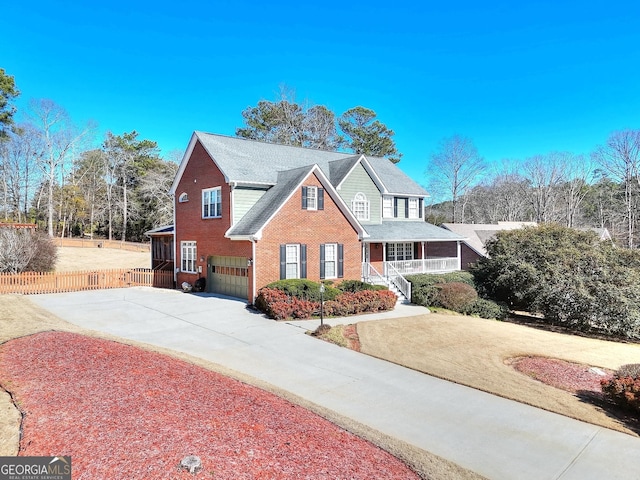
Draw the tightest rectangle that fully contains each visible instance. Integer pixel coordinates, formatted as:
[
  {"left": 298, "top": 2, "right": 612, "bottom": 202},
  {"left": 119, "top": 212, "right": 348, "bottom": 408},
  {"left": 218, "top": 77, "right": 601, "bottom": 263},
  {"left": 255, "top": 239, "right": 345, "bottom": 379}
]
[
  {"left": 232, "top": 186, "right": 268, "bottom": 224},
  {"left": 337, "top": 162, "right": 381, "bottom": 224}
]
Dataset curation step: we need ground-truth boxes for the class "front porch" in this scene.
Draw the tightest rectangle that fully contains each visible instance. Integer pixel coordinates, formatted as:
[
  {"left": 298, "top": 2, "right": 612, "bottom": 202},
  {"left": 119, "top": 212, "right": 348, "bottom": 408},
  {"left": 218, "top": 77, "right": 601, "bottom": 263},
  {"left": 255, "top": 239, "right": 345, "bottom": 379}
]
[{"left": 361, "top": 241, "right": 463, "bottom": 301}]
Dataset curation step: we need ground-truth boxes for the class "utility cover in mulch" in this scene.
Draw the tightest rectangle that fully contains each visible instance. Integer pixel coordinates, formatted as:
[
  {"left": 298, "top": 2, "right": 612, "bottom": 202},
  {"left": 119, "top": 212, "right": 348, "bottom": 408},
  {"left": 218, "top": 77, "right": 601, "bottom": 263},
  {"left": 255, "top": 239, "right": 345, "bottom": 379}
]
[{"left": 0, "top": 332, "right": 418, "bottom": 479}]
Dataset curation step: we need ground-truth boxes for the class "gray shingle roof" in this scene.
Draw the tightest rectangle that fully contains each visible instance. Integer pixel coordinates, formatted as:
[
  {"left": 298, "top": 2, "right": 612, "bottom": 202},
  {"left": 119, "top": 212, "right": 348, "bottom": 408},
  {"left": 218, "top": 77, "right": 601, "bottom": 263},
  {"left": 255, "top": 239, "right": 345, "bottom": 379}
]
[
  {"left": 442, "top": 222, "right": 536, "bottom": 256},
  {"left": 364, "top": 222, "right": 465, "bottom": 242},
  {"left": 226, "top": 166, "right": 314, "bottom": 237},
  {"left": 195, "top": 132, "right": 426, "bottom": 195}
]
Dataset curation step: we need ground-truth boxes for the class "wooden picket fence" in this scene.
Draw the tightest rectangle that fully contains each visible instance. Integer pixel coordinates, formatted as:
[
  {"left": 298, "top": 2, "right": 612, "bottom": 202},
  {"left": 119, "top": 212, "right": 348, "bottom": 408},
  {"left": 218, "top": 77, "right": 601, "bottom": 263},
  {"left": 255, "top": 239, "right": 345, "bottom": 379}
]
[{"left": 0, "top": 268, "right": 175, "bottom": 295}]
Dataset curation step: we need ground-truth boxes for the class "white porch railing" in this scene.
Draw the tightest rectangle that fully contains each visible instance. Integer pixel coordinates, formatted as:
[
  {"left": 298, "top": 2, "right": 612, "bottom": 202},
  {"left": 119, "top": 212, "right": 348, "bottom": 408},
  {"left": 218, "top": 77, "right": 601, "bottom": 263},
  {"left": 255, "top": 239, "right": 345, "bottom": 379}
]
[
  {"left": 362, "top": 262, "right": 386, "bottom": 285},
  {"left": 386, "top": 257, "right": 458, "bottom": 275},
  {"left": 385, "top": 262, "right": 411, "bottom": 301}
]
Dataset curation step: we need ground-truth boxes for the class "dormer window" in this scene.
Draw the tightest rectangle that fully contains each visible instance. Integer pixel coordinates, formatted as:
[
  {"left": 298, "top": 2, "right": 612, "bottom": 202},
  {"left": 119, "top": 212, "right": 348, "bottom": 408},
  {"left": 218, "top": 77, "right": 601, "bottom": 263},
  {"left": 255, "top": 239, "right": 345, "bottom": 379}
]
[
  {"left": 352, "top": 192, "right": 370, "bottom": 221},
  {"left": 302, "top": 186, "right": 324, "bottom": 210},
  {"left": 179, "top": 192, "right": 189, "bottom": 203}
]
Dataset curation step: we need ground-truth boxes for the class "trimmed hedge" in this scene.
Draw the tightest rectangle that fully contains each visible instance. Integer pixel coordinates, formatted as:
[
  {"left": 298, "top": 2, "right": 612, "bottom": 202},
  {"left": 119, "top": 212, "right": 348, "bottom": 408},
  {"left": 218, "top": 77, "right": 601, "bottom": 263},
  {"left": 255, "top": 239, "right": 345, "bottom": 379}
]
[
  {"left": 337, "top": 279, "right": 388, "bottom": 293},
  {"left": 323, "top": 290, "right": 397, "bottom": 317},
  {"left": 265, "top": 279, "right": 340, "bottom": 301},
  {"left": 255, "top": 283, "right": 396, "bottom": 320},
  {"left": 254, "top": 288, "right": 319, "bottom": 320}
]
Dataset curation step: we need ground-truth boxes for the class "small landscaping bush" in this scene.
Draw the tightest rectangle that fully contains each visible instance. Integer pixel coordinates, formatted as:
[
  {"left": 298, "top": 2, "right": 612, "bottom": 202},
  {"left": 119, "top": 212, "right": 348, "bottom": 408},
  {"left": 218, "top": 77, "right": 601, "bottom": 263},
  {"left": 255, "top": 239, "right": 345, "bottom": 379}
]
[
  {"left": 434, "top": 282, "right": 477, "bottom": 312},
  {"left": 406, "top": 272, "right": 475, "bottom": 306},
  {"left": 601, "top": 364, "right": 640, "bottom": 413},
  {"left": 462, "top": 298, "right": 508, "bottom": 320}
]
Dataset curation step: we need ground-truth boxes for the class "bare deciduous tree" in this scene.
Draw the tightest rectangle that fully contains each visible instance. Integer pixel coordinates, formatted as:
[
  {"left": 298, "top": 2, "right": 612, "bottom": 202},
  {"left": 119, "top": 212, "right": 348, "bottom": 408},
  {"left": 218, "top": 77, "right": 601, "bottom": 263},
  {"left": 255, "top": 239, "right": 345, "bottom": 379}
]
[
  {"left": 29, "top": 99, "right": 90, "bottom": 237},
  {"left": 593, "top": 129, "right": 640, "bottom": 248},
  {"left": 428, "top": 135, "right": 486, "bottom": 223}
]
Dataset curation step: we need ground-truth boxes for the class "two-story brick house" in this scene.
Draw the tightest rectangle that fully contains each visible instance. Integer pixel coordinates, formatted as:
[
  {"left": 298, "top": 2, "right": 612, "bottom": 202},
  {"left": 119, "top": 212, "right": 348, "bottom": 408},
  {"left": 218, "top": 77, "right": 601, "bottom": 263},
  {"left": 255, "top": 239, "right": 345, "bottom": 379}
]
[{"left": 165, "top": 132, "right": 464, "bottom": 303}]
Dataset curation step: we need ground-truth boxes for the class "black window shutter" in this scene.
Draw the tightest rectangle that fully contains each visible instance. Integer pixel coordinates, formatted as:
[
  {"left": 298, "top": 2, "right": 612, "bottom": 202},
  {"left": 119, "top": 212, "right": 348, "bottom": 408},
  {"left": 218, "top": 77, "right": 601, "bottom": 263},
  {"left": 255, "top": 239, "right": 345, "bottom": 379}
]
[
  {"left": 300, "top": 244, "right": 307, "bottom": 278},
  {"left": 279, "top": 245, "right": 286, "bottom": 279},
  {"left": 338, "top": 244, "right": 344, "bottom": 278},
  {"left": 419, "top": 198, "right": 423, "bottom": 218},
  {"left": 414, "top": 242, "right": 419, "bottom": 259},
  {"left": 404, "top": 198, "right": 409, "bottom": 218},
  {"left": 393, "top": 198, "right": 398, "bottom": 218},
  {"left": 301, "top": 187, "right": 308, "bottom": 209},
  {"left": 318, "top": 188, "right": 324, "bottom": 210},
  {"left": 319, "top": 244, "right": 325, "bottom": 279}
]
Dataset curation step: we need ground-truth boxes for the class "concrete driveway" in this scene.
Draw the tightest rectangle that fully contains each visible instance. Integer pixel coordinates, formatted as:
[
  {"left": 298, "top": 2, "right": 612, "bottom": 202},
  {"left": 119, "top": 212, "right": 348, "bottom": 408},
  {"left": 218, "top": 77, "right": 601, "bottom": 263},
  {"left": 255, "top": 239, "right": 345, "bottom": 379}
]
[{"left": 31, "top": 287, "right": 640, "bottom": 480}]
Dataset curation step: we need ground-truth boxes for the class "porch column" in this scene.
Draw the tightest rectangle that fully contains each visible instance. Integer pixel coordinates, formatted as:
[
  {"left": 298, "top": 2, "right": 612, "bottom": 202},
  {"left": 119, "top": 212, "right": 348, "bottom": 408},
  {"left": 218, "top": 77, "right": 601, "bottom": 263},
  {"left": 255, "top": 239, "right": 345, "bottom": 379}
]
[
  {"left": 421, "top": 241, "right": 425, "bottom": 272},
  {"left": 382, "top": 243, "right": 387, "bottom": 276},
  {"left": 456, "top": 241, "right": 462, "bottom": 270}
]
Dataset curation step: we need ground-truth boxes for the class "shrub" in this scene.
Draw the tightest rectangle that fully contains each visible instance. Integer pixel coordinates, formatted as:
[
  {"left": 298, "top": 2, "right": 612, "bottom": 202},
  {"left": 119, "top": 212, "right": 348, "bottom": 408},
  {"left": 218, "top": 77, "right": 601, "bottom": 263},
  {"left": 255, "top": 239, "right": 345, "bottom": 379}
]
[
  {"left": 471, "top": 224, "right": 640, "bottom": 339},
  {"left": 321, "top": 290, "right": 396, "bottom": 317},
  {"left": 601, "top": 364, "right": 640, "bottom": 412},
  {"left": 257, "top": 282, "right": 396, "bottom": 320},
  {"left": 433, "top": 282, "right": 478, "bottom": 312},
  {"left": 254, "top": 287, "right": 319, "bottom": 320},
  {"left": 0, "top": 228, "right": 57, "bottom": 273},
  {"left": 337, "top": 280, "right": 388, "bottom": 293},
  {"left": 265, "top": 279, "right": 340, "bottom": 301},
  {"left": 406, "top": 272, "right": 475, "bottom": 306},
  {"left": 617, "top": 364, "right": 640, "bottom": 379},
  {"left": 462, "top": 298, "right": 508, "bottom": 320}
]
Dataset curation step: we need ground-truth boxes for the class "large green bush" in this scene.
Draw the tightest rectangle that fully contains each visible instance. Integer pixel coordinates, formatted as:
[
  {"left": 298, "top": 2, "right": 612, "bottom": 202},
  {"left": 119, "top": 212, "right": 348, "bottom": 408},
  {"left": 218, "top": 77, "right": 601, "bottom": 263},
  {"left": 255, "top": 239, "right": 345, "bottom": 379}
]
[{"left": 471, "top": 224, "right": 640, "bottom": 338}]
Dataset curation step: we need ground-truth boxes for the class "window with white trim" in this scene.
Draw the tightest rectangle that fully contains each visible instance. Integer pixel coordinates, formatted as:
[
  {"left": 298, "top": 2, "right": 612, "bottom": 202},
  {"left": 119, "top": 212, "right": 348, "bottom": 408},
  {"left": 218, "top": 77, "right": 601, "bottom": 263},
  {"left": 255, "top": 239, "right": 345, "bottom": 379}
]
[
  {"left": 387, "top": 242, "right": 413, "bottom": 261},
  {"left": 179, "top": 192, "right": 189, "bottom": 203},
  {"left": 352, "top": 192, "right": 370, "bottom": 221},
  {"left": 285, "top": 244, "right": 300, "bottom": 279},
  {"left": 324, "top": 243, "right": 337, "bottom": 278},
  {"left": 181, "top": 241, "right": 197, "bottom": 273},
  {"left": 202, "top": 187, "right": 222, "bottom": 218},
  {"left": 408, "top": 198, "right": 420, "bottom": 219},
  {"left": 383, "top": 196, "right": 393, "bottom": 218}
]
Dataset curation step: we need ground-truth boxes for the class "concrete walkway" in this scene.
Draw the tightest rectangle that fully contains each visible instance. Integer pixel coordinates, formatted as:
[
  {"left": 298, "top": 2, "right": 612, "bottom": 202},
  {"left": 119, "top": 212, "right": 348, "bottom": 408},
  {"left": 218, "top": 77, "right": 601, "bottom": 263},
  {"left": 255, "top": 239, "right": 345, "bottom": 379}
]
[{"left": 31, "top": 287, "right": 640, "bottom": 480}]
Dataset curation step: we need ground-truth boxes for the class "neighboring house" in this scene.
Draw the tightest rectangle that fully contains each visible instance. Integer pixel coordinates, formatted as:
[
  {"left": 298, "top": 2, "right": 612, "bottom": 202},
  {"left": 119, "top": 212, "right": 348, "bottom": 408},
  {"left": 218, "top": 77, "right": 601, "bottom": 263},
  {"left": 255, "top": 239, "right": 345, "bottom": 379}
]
[
  {"left": 441, "top": 222, "right": 537, "bottom": 269},
  {"left": 169, "top": 132, "right": 465, "bottom": 302}
]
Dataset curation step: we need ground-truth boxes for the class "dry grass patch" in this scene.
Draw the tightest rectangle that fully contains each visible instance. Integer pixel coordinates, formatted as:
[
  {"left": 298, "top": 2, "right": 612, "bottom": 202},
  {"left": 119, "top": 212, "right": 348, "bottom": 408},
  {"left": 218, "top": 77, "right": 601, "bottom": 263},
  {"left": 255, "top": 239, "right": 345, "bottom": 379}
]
[
  {"left": 357, "top": 313, "right": 640, "bottom": 436},
  {"left": 55, "top": 246, "right": 150, "bottom": 271}
]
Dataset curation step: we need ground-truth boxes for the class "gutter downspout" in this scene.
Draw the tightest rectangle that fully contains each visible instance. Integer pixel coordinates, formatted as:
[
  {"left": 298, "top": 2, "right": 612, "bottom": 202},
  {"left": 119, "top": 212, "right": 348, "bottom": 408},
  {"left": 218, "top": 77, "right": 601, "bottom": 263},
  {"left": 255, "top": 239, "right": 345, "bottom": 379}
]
[{"left": 251, "top": 237, "right": 257, "bottom": 303}]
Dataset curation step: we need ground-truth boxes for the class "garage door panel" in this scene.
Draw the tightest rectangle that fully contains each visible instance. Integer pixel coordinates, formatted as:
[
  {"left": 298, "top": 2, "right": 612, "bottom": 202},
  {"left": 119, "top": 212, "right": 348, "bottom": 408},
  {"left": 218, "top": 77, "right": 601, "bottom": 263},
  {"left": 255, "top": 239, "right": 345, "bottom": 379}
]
[{"left": 207, "top": 256, "right": 248, "bottom": 299}]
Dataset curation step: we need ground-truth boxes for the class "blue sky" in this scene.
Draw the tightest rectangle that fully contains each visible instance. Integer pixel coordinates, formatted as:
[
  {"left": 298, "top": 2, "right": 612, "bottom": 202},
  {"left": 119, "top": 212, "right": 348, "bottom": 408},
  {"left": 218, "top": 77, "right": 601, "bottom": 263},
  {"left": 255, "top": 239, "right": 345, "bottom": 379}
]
[{"left": 3, "top": 0, "right": 640, "bottom": 189}]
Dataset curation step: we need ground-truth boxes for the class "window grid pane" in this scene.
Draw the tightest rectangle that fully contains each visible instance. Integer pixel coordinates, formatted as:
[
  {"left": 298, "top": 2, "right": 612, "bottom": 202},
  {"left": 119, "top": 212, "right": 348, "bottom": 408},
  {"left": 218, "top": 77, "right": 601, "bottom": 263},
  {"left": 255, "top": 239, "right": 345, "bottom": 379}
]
[
  {"left": 383, "top": 197, "right": 393, "bottom": 218},
  {"left": 409, "top": 198, "right": 419, "bottom": 219},
  {"left": 285, "top": 244, "right": 299, "bottom": 279},
  {"left": 307, "top": 187, "right": 317, "bottom": 210}
]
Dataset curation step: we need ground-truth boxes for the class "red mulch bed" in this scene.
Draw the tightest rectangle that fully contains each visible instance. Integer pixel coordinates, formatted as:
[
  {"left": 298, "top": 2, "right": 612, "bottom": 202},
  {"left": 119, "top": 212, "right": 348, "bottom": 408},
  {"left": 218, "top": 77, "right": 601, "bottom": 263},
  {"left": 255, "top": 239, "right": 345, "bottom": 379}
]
[
  {"left": 512, "top": 356, "right": 613, "bottom": 394},
  {"left": 0, "top": 332, "right": 419, "bottom": 479}
]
